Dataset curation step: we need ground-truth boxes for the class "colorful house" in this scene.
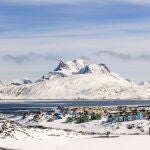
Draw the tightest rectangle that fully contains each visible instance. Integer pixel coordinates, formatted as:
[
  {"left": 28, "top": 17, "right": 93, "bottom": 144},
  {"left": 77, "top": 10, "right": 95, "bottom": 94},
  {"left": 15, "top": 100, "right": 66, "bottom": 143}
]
[{"left": 107, "top": 111, "right": 143, "bottom": 122}]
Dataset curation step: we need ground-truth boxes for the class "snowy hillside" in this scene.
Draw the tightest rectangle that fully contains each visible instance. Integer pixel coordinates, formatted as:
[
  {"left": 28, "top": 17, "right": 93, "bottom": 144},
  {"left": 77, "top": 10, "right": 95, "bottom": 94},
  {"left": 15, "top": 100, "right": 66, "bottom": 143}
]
[{"left": 0, "top": 59, "right": 150, "bottom": 100}]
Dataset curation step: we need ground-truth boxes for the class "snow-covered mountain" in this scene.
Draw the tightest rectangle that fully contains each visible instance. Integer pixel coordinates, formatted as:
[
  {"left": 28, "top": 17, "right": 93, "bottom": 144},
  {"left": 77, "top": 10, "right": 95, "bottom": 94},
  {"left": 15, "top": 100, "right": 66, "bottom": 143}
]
[
  {"left": 0, "top": 59, "right": 150, "bottom": 100},
  {"left": 38, "top": 59, "right": 110, "bottom": 81}
]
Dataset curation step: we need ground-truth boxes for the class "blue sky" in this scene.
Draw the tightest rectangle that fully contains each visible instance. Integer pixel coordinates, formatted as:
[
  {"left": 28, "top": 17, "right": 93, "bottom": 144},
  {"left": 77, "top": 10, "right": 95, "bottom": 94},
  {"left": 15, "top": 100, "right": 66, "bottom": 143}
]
[{"left": 0, "top": 0, "right": 150, "bottom": 82}]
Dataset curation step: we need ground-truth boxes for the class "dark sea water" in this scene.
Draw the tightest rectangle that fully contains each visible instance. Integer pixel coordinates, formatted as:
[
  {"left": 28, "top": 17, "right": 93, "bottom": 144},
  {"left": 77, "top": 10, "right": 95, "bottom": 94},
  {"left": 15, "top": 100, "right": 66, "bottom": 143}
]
[{"left": 0, "top": 100, "right": 150, "bottom": 114}]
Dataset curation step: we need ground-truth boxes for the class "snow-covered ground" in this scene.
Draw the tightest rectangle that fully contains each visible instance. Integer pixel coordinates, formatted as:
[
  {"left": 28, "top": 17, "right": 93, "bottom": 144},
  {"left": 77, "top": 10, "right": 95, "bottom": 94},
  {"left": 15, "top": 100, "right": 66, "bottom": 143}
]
[
  {"left": 0, "top": 59, "right": 150, "bottom": 100},
  {"left": 14, "top": 114, "right": 150, "bottom": 135},
  {"left": 0, "top": 110, "right": 150, "bottom": 150},
  {"left": 0, "top": 129, "right": 149, "bottom": 150}
]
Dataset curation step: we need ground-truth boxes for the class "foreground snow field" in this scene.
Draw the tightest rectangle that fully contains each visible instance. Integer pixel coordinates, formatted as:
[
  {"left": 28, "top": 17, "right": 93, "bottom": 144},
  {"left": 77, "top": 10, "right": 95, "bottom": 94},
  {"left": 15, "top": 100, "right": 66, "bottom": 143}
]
[
  {"left": 0, "top": 59, "right": 150, "bottom": 100},
  {"left": 0, "top": 134, "right": 149, "bottom": 150},
  {"left": 0, "top": 110, "right": 150, "bottom": 150}
]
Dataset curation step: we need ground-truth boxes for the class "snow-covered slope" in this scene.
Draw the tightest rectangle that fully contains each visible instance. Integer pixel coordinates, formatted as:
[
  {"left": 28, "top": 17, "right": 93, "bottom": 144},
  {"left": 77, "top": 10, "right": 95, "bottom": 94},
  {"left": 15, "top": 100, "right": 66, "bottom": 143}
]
[{"left": 0, "top": 59, "right": 150, "bottom": 100}]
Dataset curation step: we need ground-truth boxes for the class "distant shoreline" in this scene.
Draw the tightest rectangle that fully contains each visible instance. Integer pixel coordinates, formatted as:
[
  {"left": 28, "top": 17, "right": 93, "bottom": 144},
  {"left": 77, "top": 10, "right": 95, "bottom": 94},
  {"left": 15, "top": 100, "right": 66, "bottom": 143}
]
[{"left": 1, "top": 98, "right": 150, "bottom": 101}]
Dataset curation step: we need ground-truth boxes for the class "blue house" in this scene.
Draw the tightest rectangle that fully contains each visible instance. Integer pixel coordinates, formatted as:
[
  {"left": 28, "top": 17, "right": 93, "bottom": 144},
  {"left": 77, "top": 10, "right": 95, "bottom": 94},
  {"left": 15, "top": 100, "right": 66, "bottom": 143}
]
[{"left": 107, "top": 111, "right": 143, "bottom": 122}]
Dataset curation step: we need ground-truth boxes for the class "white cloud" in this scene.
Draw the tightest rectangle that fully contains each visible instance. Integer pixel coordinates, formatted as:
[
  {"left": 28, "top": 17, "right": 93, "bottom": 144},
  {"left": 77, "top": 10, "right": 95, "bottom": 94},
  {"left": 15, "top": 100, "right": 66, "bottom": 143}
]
[
  {"left": 0, "top": 20, "right": 150, "bottom": 53},
  {"left": 0, "top": 33, "right": 150, "bottom": 54}
]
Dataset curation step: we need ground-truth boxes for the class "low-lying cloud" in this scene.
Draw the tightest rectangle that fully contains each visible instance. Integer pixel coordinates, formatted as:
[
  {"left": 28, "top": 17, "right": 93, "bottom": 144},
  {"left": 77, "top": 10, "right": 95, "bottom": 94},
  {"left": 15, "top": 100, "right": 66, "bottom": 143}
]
[
  {"left": 94, "top": 50, "right": 150, "bottom": 62},
  {"left": 2, "top": 53, "right": 59, "bottom": 64},
  {"left": 2, "top": 51, "right": 150, "bottom": 65}
]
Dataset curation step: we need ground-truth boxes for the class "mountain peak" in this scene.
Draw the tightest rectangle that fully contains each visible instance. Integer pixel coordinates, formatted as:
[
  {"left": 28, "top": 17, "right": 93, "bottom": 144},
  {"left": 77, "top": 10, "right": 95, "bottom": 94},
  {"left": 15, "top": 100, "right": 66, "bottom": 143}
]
[
  {"left": 54, "top": 60, "right": 67, "bottom": 71},
  {"left": 42, "top": 59, "right": 111, "bottom": 80},
  {"left": 54, "top": 59, "right": 88, "bottom": 73}
]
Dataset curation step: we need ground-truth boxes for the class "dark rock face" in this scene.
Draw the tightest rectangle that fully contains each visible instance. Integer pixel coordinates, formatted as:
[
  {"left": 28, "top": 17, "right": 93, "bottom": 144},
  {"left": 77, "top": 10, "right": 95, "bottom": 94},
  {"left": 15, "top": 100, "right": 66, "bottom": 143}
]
[
  {"left": 23, "top": 79, "right": 32, "bottom": 84},
  {"left": 54, "top": 60, "right": 69, "bottom": 71},
  {"left": 100, "top": 64, "right": 110, "bottom": 73}
]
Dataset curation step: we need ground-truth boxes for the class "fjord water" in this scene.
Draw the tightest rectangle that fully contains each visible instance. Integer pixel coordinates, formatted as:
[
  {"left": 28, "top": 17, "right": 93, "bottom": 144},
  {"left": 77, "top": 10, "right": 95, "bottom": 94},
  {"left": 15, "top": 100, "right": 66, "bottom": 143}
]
[{"left": 0, "top": 100, "right": 150, "bottom": 114}]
